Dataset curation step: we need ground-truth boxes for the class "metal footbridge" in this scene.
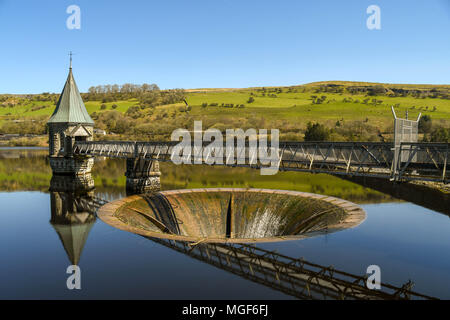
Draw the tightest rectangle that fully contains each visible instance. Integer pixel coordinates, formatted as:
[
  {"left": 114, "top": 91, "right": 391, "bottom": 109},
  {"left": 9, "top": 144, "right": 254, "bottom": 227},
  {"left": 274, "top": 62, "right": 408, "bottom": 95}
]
[{"left": 74, "top": 140, "right": 449, "bottom": 183}]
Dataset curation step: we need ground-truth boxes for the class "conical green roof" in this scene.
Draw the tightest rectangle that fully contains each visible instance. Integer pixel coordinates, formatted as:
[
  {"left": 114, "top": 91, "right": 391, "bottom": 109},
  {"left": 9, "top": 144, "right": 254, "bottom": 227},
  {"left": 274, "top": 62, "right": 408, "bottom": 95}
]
[{"left": 48, "top": 68, "right": 94, "bottom": 125}]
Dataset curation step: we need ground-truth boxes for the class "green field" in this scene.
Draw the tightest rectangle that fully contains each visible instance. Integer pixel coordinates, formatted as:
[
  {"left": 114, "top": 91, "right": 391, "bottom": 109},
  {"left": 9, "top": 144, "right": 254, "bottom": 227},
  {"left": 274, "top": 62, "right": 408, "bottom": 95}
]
[
  {"left": 1, "top": 81, "right": 449, "bottom": 142},
  {"left": 0, "top": 99, "right": 139, "bottom": 117},
  {"left": 185, "top": 90, "right": 450, "bottom": 125}
]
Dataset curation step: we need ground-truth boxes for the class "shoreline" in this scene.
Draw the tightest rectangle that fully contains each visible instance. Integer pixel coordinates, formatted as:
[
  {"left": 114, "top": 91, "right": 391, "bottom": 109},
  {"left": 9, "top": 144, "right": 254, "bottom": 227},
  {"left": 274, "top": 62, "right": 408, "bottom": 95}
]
[
  {"left": 0, "top": 134, "right": 48, "bottom": 147},
  {"left": 1, "top": 142, "right": 447, "bottom": 197}
]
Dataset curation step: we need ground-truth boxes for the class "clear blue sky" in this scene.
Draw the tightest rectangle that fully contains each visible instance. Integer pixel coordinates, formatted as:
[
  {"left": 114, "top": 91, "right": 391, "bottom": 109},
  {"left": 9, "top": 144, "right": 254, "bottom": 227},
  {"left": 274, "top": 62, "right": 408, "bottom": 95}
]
[{"left": 0, "top": 0, "right": 449, "bottom": 93}]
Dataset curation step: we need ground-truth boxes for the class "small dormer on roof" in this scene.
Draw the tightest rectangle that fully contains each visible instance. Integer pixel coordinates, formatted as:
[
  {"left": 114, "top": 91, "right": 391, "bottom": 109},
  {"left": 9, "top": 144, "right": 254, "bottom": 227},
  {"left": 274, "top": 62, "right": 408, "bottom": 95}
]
[{"left": 48, "top": 58, "right": 93, "bottom": 126}]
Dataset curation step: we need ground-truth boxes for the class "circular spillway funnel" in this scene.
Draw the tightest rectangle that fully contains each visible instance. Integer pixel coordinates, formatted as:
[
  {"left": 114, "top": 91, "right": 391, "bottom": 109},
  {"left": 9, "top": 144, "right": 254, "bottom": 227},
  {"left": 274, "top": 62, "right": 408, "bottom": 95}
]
[{"left": 98, "top": 188, "right": 366, "bottom": 243}]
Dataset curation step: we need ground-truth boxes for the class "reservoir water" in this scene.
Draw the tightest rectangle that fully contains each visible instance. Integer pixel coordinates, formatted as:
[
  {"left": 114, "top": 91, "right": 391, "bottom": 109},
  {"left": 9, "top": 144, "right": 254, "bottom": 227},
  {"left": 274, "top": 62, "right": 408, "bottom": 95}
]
[{"left": 0, "top": 148, "right": 449, "bottom": 299}]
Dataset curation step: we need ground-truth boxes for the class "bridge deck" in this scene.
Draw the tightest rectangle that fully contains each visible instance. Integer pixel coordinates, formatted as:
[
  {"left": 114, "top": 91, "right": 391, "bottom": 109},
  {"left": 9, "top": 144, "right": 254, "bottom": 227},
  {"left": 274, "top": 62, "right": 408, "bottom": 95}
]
[{"left": 73, "top": 141, "right": 449, "bottom": 182}]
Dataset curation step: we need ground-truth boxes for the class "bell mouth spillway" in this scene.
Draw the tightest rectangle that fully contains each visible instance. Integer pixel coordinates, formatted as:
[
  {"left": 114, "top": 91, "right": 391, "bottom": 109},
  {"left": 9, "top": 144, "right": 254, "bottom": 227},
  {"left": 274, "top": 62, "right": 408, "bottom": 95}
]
[{"left": 98, "top": 188, "right": 366, "bottom": 243}]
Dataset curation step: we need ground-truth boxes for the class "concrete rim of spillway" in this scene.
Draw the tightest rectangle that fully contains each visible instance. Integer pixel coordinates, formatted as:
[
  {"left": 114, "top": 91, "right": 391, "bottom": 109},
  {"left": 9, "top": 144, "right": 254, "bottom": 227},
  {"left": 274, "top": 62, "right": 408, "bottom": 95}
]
[{"left": 97, "top": 188, "right": 366, "bottom": 244}]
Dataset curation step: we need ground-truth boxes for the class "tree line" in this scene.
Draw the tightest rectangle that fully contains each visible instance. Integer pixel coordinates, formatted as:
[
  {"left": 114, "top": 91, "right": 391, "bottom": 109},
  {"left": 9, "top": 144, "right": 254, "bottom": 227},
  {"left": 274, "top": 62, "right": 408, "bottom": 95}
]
[{"left": 83, "top": 83, "right": 186, "bottom": 109}]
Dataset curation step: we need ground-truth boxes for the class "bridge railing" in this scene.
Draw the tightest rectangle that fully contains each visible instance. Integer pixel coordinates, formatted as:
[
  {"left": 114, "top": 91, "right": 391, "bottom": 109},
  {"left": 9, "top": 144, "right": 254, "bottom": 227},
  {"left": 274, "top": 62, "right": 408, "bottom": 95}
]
[
  {"left": 394, "top": 142, "right": 448, "bottom": 181},
  {"left": 73, "top": 141, "right": 449, "bottom": 182}
]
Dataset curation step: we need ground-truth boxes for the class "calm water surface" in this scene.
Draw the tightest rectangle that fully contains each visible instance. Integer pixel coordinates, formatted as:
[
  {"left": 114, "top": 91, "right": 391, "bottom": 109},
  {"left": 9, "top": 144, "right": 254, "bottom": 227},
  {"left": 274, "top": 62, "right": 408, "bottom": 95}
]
[{"left": 0, "top": 149, "right": 449, "bottom": 299}]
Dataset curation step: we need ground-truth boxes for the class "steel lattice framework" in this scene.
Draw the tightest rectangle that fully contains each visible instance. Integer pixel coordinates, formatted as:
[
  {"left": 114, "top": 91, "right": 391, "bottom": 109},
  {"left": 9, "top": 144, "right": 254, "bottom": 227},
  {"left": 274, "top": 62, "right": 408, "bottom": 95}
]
[
  {"left": 148, "top": 237, "right": 436, "bottom": 300},
  {"left": 75, "top": 196, "right": 109, "bottom": 214},
  {"left": 74, "top": 141, "right": 449, "bottom": 182}
]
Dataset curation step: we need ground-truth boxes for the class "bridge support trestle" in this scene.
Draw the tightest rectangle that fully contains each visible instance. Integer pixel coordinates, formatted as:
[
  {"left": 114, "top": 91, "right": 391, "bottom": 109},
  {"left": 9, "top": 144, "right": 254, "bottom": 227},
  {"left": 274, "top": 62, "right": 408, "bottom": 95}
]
[
  {"left": 125, "top": 158, "right": 161, "bottom": 194},
  {"left": 49, "top": 156, "right": 94, "bottom": 176}
]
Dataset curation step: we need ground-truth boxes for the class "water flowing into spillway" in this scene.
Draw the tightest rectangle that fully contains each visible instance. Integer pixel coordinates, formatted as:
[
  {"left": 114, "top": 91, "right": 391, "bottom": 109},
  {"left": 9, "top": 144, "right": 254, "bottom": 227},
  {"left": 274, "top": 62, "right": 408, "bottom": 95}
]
[{"left": 98, "top": 188, "right": 366, "bottom": 243}]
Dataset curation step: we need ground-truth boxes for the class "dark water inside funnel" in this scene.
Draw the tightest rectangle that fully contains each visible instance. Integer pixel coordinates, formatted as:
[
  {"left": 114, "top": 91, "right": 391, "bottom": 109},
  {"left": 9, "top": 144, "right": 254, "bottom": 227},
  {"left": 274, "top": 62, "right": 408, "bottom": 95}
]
[{"left": 0, "top": 148, "right": 450, "bottom": 299}]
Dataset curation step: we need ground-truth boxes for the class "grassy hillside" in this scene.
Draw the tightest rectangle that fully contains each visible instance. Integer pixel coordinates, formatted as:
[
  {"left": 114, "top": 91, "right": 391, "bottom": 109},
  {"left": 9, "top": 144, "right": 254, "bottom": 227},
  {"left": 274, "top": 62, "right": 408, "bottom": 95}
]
[{"left": 1, "top": 81, "right": 449, "bottom": 143}]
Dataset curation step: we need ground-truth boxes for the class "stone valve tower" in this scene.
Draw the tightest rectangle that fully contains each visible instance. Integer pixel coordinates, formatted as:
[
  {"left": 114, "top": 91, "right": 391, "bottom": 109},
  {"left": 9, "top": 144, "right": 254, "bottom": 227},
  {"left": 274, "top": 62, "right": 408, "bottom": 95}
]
[
  {"left": 47, "top": 56, "right": 161, "bottom": 194},
  {"left": 47, "top": 55, "right": 94, "bottom": 175}
]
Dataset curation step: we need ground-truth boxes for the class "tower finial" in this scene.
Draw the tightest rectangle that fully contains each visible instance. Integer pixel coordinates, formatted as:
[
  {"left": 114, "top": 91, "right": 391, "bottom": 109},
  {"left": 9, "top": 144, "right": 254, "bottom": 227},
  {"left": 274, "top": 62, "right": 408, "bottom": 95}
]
[{"left": 69, "top": 51, "right": 73, "bottom": 69}]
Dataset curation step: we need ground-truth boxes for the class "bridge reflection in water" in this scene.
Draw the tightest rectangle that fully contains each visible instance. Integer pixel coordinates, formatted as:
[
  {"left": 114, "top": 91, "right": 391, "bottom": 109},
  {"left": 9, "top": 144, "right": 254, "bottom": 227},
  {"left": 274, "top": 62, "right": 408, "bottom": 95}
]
[
  {"left": 48, "top": 175, "right": 437, "bottom": 300},
  {"left": 147, "top": 237, "right": 437, "bottom": 300}
]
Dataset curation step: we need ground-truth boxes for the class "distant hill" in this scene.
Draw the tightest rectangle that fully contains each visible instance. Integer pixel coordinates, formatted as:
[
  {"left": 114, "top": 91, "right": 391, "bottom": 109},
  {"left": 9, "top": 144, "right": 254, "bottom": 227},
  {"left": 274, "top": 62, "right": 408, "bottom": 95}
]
[
  {"left": 1, "top": 80, "right": 449, "bottom": 145},
  {"left": 303, "top": 80, "right": 450, "bottom": 90}
]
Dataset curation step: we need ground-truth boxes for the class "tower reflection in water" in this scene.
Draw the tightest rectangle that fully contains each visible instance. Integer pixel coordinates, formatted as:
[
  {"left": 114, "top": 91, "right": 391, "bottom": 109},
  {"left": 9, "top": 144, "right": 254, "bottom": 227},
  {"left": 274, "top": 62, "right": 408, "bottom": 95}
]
[{"left": 49, "top": 174, "right": 96, "bottom": 265}]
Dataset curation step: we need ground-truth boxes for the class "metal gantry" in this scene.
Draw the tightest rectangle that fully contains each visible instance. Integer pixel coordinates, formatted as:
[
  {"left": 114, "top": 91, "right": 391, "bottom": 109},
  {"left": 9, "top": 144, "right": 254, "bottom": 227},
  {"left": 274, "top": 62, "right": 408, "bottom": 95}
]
[
  {"left": 148, "top": 237, "right": 437, "bottom": 300},
  {"left": 73, "top": 140, "right": 449, "bottom": 182}
]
